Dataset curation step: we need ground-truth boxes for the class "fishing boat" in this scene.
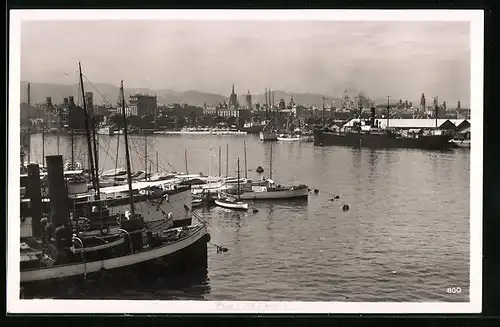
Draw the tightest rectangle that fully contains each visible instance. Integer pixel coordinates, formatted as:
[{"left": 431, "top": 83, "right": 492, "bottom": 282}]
[
  {"left": 449, "top": 126, "right": 470, "bottom": 148},
  {"left": 96, "top": 125, "right": 115, "bottom": 136},
  {"left": 227, "top": 142, "right": 309, "bottom": 200},
  {"left": 20, "top": 76, "right": 210, "bottom": 287},
  {"left": 259, "top": 118, "right": 278, "bottom": 142},
  {"left": 276, "top": 134, "right": 310, "bottom": 142},
  {"left": 214, "top": 196, "right": 249, "bottom": 210},
  {"left": 214, "top": 158, "right": 248, "bottom": 210}
]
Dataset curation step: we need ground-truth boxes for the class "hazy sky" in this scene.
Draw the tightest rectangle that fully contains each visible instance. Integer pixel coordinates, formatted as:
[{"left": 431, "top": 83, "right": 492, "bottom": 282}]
[{"left": 21, "top": 20, "right": 470, "bottom": 105}]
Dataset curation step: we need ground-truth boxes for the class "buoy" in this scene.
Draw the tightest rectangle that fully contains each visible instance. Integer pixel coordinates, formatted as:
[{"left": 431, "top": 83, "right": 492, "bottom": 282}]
[
  {"left": 252, "top": 208, "right": 259, "bottom": 213},
  {"left": 334, "top": 195, "right": 340, "bottom": 199},
  {"left": 314, "top": 189, "right": 319, "bottom": 194},
  {"left": 256, "top": 166, "right": 264, "bottom": 173},
  {"left": 342, "top": 204, "right": 350, "bottom": 211},
  {"left": 329, "top": 198, "right": 334, "bottom": 202}
]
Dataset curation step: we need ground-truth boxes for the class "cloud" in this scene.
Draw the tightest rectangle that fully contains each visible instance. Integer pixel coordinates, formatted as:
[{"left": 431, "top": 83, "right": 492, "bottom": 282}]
[{"left": 21, "top": 20, "right": 470, "bottom": 105}]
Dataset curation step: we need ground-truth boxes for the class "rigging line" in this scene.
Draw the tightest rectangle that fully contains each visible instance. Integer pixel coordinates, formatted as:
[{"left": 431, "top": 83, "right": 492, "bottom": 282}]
[
  {"left": 81, "top": 74, "right": 114, "bottom": 107},
  {"left": 115, "top": 132, "right": 120, "bottom": 177},
  {"left": 113, "top": 134, "right": 178, "bottom": 175}
]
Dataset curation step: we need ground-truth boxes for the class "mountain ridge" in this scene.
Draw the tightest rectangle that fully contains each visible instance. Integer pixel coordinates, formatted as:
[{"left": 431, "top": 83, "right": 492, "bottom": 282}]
[{"left": 20, "top": 81, "right": 348, "bottom": 108}]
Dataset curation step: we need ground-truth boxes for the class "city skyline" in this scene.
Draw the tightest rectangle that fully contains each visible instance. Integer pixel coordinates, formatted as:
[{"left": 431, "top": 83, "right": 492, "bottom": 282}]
[{"left": 21, "top": 20, "right": 471, "bottom": 107}]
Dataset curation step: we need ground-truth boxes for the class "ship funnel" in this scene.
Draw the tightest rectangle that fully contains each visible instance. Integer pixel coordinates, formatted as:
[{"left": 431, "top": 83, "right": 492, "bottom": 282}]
[
  {"left": 370, "top": 107, "right": 376, "bottom": 127},
  {"left": 27, "top": 164, "right": 43, "bottom": 237},
  {"left": 46, "top": 155, "right": 70, "bottom": 229}
]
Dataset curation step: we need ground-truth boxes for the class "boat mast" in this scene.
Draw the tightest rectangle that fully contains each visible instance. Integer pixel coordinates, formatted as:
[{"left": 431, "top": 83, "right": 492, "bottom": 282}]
[
  {"left": 156, "top": 151, "right": 159, "bottom": 173},
  {"left": 218, "top": 145, "right": 221, "bottom": 177},
  {"left": 226, "top": 144, "right": 229, "bottom": 178},
  {"left": 237, "top": 157, "right": 241, "bottom": 200},
  {"left": 269, "top": 143, "right": 273, "bottom": 181},
  {"left": 27, "top": 83, "right": 31, "bottom": 164},
  {"left": 386, "top": 96, "right": 391, "bottom": 129},
  {"left": 144, "top": 133, "right": 148, "bottom": 180},
  {"left": 56, "top": 103, "right": 60, "bottom": 154},
  {"left": 121, "top": 80, "right": 135, "bottom": 215},
  {"left": 79, "top": 62, "right": 99, "bottom": 197},
  {"left": 322, "top": 96, "right": 326, "bottom": 126},
  {"left": 185, "top": 149, "right": 188, "bottom": 174},
  {"left": 42, "top": 105, "right": 45, "bottom": 168},
  {"left": 243, "top": 140, "right": 248, "bottom": 179},
  {"left": 435, "top": 96, "right": 439, "bottom": 128}
]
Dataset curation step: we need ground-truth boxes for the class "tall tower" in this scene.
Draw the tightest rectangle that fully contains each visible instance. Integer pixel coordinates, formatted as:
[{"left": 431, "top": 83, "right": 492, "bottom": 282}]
[
  {"left": 228, "top": 84, "right": 238, "bottom": 109},
  {"left": 420, "top": 93, "right": 426, "bottom": 115},
  {"left": 245, "top": 90, "right": 252, "bottom": 110},
  {"left": 457, "top": 100, "right": 461, "bottom": 110}
]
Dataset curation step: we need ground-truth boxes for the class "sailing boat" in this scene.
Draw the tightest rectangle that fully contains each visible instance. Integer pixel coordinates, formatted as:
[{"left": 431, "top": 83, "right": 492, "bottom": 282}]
[
  {"left": 230, "top": 143, "right": 309, "bottom": 200},
  {"left": 215, "top": 158, "right": 248, "bottom": 210},
  {"left": 20, "top": 78, "right": 210, "bottom": 286},
  {"left": 20, "top": 70, "right": 196, "bottom": 229}
]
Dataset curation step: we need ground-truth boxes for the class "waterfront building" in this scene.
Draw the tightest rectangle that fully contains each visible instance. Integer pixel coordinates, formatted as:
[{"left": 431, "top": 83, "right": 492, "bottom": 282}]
[{"left": 129, "top": 94, "right": 157, "bottom": 117}]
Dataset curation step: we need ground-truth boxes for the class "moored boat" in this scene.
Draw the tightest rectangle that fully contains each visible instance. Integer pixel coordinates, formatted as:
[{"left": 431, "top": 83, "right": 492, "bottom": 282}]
[
  {"left": 214, "top": 197, "right": 248, "bottom": 210},
  {"left": 20, "top": 76, "right": 210, "bottom": 290}
]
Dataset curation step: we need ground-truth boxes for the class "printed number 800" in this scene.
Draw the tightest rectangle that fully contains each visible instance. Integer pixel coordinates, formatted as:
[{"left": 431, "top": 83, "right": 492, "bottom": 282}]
[{"left": 447, "top": 287, "right": 462, "bottom": 294}]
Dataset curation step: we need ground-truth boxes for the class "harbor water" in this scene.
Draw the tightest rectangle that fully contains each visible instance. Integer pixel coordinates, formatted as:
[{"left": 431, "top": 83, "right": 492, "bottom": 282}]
[{"left": 25, "top": 133, "right": 470, "bottom": 302}]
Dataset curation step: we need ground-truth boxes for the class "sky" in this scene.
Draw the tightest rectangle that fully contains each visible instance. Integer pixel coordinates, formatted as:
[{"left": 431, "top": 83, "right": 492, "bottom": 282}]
[{"left": 20, "top": 20, "right": 471, "bottom": 106}]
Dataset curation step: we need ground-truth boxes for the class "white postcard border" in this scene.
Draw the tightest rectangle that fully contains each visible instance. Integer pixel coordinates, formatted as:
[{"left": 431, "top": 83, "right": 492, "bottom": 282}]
[{"left": 7, "top": 9, "right": 483, "bottom": 314}]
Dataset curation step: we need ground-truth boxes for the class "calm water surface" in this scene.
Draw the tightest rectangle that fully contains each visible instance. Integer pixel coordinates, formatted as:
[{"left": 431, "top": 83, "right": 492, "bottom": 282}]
[{"left": 28, "top": 134, "right": 470, "bottom": 302}]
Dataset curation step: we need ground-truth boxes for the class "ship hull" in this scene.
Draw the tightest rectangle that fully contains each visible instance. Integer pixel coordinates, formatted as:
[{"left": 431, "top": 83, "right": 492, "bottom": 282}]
[
  {"left": 259, "top": 131, "right": 278, "bottom": 141},
  {"left": 20, "top": 187, "right": 194, "bottom": 237},
  {"left": 238, "top": 186, "right": 309, "bottom": 200},
  {"left": 242, "top": 125, "right": 264, "bottom": 134},
  {"left": 20, "top": 224, "right": 208, "bottom": 284},
  {"left": 313, "top": 130, "right": 456, "bottom": 150},
  {"left": 214, "top": 199, "right": 248, "bottom": 210}
]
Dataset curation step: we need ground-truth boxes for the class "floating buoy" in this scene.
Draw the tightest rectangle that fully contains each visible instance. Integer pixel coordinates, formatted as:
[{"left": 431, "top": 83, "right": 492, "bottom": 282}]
[
  {"left": 334, "top": 195, "right": 340, "bottom": 199},
  {"left": 342, "top": 204, "right": 350, "bottom": 211},
  {"left": 329, "top": 198, "right": 334, "bottom": 202},
  {"left": 252, "top": 208, "right": 259, "bottom": 213},
  {"left": 216, "top": 245, "right": 229, "bottom": 253},
  {"left": 314, "top": 189, "right": 319, "bottom": 194},
  {"left": 256, "top": 166, "right": 264, "bottom": 173}
]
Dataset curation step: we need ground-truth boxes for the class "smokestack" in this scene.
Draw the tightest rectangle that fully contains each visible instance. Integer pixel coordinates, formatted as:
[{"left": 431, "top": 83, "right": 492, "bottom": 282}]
[
  {"left": 68, "top": 96, "right": 75, "bottom": 106},
  {"left": 27, "top": 164, "right": 43, "bottom": 237},
  {"left": 46, "top": 155, "right": 69, "bottom": 229},
  {"left": 46, "top": 97, "right": 52, "bottom": 107},
  {"left": 63, "top": 97, "right": 68, "bottom": 106},
  {"left": 370, "top": 106, "right": 376, "bottom": 127},
  {"left": 265, "top": 88, "right": 268, "bottom": 109}
]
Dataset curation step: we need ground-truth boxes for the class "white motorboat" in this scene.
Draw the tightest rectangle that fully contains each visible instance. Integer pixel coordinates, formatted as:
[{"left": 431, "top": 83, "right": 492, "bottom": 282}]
[
  {"left": 214, "top": 197, "right": 248, "bottom": 210},
  {"left": 449, "top": 139, "right": 470, "bottom": 148}
]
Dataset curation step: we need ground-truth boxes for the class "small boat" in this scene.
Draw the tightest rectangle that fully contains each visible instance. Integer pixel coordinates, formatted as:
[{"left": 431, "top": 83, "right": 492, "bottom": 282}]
[
  {"left": 96, "top": 125, "right": 115, "bottom": 136},
  {"left": 277, "top": 134, "right": 310, "bottom": 142},
  {"left": 449, "top": 138, "right": 470, "bottom": 148},
  {"left": 214, "top": 158, "right": 248, "bottom": 210},
  {"left": 191, "top": 198, "right": 203, "bottom": 207},
  {"left": 214, "top": 197, "right": 248, "bottom": 210}
]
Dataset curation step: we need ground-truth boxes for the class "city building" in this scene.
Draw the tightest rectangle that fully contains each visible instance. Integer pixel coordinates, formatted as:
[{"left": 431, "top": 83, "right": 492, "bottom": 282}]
[{"left": 129, "top": 94, "right": 157, "bottom": 117}]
